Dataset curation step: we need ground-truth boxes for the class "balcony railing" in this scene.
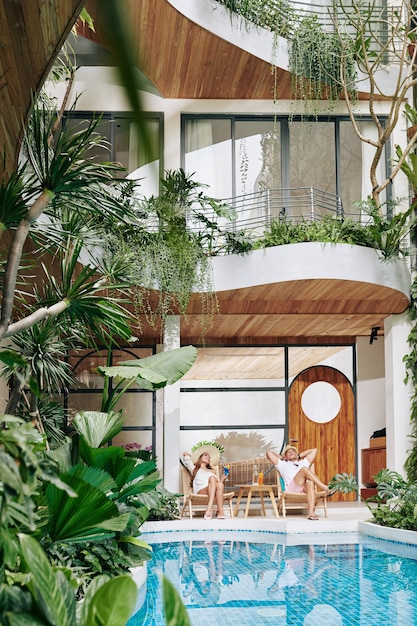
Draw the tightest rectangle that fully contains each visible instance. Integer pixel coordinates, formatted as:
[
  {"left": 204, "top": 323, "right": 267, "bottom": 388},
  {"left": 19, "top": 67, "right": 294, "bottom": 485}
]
[{"left": 187, "top": 187, "right": 352, "bottom": 237}]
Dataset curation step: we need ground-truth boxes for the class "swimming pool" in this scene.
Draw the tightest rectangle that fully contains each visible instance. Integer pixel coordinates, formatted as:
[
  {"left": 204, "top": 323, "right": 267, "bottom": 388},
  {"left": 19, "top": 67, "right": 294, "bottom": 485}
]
[{"left": 127, "top": 530, "right": 417, "bottom": 625}]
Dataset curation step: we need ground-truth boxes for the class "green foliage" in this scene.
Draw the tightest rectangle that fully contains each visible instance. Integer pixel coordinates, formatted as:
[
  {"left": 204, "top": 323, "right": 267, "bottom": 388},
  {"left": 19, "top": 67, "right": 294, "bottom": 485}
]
[
  {"left": 395, "top": 144, "right": 417, "bottom": 195},
  {"left": 98, "top": 345, "right": 198, "bottom": 411},
  {"left": 253, "top": 201, "right": 413, "bottom": 260},
  {"left": 105, "top": 169, "right": 237, "bottom": 331},
  {"left": 163, "top": 575, "right": 191, "bottom": 626},
  {"left": 0, "top": 412, "right": 158, "bottom": 620},
  {"left": 328, "top": 472, "right": 359, "bottom": 495},
  {"left": 404, "top": 276, "right": 417, "bottom": 482},
  {"left": 354, "top": 199, "right": 413, "bottom": 259},
  {"left": 329, "top": 469, "right": 417, "bottom": 530},
  {"left": 289, "top": 15, "right": 356, "bottom": 103},
  {"left": 147, "top": 486, "right": 181, "bottom": 521},
  {"left": 216, "top": 0, "right": 296, "bottom": 39},
  {"left": 2, "top": 535, "right": 138, "bottom": 626}
]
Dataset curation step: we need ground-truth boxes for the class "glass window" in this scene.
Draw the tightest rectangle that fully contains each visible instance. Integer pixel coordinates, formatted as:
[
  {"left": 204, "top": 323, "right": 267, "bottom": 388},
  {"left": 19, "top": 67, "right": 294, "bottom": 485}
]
[
  {"left": 289, "top": 121, "right": 336, "bottom": 219},
  {"left": 339, "top": 121, "right": 363, "bottom": 217},
  {"left": 180, "top": 428, "right": 285, "bottom": 464},
  {"left": 66, "top": 345, "right": 156, "bottom": 448},
  {"left": 183, "top": 115, "right": 390, "bottom": 225},
  {"left": 64, "top": 113, "right": 162, "bottom": 193},
  {"left": 235, "top": 120, "right": 281, "bottom": 195},
  {"left": 180, "top": 391, "right": 285, "bottom": 427},
  {"left": 184, "top": 118, "right": 232, "bottom": 197}
]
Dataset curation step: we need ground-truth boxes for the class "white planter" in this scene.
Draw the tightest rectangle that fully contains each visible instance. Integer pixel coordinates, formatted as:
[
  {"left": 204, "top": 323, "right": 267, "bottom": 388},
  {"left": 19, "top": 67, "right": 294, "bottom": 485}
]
[{"left": 359, "top": 520, "right": 417, "bottom": 546}]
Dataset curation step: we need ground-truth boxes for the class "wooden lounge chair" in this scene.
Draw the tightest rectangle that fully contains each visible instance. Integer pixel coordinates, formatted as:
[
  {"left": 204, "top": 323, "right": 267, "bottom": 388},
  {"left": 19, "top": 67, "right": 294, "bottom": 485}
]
[
  {"left": 275, "top": 464, "right": 328, "bottom": 518},
  {"left": 180, "top": 466, "right": 235, "bottom": 519}
]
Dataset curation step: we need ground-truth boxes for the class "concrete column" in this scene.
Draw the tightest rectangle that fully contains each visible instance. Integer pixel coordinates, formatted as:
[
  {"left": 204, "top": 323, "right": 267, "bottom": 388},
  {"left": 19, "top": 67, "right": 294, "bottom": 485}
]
[
  {"left": 163, "top": 316, "right": 181, "bottom": 492},
  {"left": 384, "top": 312, "right": 414, "bottom": 477}
]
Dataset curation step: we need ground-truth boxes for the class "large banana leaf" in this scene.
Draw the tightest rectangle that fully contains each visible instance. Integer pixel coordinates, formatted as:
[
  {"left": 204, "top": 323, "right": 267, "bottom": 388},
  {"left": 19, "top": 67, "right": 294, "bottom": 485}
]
[{"left": 98, "top": 345, "right": 197, "bottom": 391}]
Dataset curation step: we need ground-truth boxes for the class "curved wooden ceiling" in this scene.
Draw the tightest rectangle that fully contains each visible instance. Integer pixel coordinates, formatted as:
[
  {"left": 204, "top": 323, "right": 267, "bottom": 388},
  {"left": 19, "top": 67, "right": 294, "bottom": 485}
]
[
  {"left": 79, "top": 0, "right": 290, "bottom": 100},
  {"left": 135, "top": 276, "right": 409, "bottom": 344},
  {"left": 0, "top": 0, "right": 84, "bottom": 177}
]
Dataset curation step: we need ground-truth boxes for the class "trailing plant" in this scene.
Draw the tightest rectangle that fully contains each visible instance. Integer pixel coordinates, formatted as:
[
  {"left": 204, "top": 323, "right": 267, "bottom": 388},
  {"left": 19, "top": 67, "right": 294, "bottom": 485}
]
[
  {"left": 105, "top": 169, "right": 237, "bottom": 335},
  {"left": 289, "top": 14, "right": 356, "bottom": 106},
  {"left": 216, "top": 0, "right": 296, "bottom": 39},
  {"left": 329, "top": 469, "right": 417, "bottom": 531}
]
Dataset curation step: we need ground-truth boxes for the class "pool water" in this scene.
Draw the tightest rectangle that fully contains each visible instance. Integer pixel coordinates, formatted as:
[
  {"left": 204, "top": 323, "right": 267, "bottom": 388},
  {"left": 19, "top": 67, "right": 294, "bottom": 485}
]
[{"left": 127, "top": 532, "right": 417, "bottom": 625}]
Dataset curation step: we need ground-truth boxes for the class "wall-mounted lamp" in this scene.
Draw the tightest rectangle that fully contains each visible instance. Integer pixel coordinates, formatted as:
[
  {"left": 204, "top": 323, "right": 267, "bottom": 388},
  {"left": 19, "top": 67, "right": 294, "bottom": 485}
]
[{"left": 370, "top": 326, "right": 380, "bottom": 345}]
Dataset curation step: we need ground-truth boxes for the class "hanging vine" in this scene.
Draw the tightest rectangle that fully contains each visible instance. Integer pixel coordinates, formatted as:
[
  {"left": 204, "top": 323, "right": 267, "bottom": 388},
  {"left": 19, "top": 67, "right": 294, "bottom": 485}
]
[{"left": 105, "top": 169, "right": 239, "bottom": 340}]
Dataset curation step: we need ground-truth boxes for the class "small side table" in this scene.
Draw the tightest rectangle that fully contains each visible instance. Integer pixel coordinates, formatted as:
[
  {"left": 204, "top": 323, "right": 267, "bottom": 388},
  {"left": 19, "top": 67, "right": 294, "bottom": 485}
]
[{"left": 234, "top": 484, "right": 280, "bottom": 518}]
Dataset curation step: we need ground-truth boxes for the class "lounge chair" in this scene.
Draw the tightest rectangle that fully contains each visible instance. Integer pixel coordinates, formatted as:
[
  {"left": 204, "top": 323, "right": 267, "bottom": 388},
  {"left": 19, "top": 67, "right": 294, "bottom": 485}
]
[
  {"left": 275, "top": 464, "right": 328, "bottom": 518},
  {"left": 180, "top": 466, "right": 235, "bottom": 519}
]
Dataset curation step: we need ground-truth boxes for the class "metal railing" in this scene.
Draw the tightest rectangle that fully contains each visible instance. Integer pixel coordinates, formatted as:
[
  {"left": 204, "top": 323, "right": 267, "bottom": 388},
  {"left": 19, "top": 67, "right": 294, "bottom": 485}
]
[{"left": 187, "top": 186, "right": 348, "bottom": 236}]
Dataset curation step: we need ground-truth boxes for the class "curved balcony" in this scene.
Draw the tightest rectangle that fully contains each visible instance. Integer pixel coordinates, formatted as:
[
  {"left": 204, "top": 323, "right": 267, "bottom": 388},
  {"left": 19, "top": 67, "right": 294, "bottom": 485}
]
[{"left": 138, "top": 241, "right": 411, "bottom": 344}]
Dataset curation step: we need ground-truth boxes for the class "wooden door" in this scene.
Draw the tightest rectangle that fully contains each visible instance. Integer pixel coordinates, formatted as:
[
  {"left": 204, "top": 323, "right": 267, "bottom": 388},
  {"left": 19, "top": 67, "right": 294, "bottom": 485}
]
[{"left": 288, "top": 365, "right": 356, "bottom": 501}]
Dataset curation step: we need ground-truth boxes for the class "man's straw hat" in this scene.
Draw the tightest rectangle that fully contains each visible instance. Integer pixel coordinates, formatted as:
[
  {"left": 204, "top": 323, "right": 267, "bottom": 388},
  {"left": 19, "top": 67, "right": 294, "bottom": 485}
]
[{"left": 283, "top": 444, "right": 298, "bottom": 456}]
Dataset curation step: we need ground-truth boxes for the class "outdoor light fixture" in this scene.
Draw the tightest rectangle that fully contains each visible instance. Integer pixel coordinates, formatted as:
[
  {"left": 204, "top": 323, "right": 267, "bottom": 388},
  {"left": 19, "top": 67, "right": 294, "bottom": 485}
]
[{"left": 370, "top": 326, "right": 380, "bottom": 344}]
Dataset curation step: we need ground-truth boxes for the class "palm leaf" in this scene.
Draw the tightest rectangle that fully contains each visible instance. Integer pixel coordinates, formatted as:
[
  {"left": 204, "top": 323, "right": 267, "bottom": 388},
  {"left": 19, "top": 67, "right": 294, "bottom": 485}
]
[
  {"left": 78, "top": 443, "right": 125, "bottom": 471},
  {"left": 73, "top": 411, "right": 124, "bottom": 448},
  {"left": 46, "top": 474, "right": 119, "bottom": 542},
  {"left": 67, "top": 464, "right": 118, "bottom": 493},
  {"left": 112, "top": 457, "right": 156, "bottom": 488}
]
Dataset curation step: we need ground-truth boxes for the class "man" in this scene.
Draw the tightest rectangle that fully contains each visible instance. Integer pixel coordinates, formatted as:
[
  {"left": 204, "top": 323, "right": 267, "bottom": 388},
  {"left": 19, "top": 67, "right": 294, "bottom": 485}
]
[{"left": 266, "top": 445, "right": 333, "bottom": 520}]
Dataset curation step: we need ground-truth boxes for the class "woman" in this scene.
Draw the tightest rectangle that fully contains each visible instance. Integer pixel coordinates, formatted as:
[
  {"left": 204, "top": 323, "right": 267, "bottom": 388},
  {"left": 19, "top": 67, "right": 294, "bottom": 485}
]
[{"left": 182, "top": 450, "right": 227, "bottom": 519}]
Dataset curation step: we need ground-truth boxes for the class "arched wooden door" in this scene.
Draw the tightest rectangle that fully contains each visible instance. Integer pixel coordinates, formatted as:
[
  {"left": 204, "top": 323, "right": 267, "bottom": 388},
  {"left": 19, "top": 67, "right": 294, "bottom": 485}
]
[{"left": 288, "top": 365, "right": 356, "bottom": 501}]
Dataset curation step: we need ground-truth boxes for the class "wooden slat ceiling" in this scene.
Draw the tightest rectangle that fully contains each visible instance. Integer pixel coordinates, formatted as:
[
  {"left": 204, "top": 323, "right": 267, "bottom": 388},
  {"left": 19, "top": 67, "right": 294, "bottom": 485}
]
[
  {"left": 133, "top": 276, "right": 409, "bottom": 345},
  {"left": 0, "top": 0, "right": 85, "bottom": 176},
  {"left": 182, "top": 346, "right": 347, "bottom": 380}
]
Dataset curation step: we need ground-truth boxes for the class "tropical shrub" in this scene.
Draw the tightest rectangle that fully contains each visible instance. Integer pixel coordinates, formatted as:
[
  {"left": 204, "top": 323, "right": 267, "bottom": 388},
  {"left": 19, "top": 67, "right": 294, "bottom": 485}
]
[
  {"left": 253, "top": 201, "right": 413, "bottom": 260},
  {"left": 329, "top": 468, "right": 417, "bottom": 531}
]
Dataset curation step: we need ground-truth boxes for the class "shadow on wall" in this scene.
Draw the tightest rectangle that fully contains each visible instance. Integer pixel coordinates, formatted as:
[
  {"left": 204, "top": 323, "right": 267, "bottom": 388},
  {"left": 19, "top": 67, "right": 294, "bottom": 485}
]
[{"left": 215, "top": 431, "right": 277, "bottom": 463}]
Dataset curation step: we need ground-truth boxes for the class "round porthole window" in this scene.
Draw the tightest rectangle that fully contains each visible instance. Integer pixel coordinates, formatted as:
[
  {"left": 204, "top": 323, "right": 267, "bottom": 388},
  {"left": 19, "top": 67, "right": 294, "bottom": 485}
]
[{"left": 301, "top": 381, "right": 341, "bottom": 423}]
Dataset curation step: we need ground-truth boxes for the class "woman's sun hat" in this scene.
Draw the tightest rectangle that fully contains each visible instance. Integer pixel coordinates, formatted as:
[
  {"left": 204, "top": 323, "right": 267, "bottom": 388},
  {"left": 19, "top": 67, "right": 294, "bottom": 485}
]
[{"left": 191, "top": 444, "right": 221, "bottom": 466}]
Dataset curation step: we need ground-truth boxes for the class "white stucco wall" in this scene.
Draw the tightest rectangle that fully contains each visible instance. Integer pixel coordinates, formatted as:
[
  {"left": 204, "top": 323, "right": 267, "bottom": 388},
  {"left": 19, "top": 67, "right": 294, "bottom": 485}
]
[{"left": 356, "top": 336, "right": 386, "bottom": 486}]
